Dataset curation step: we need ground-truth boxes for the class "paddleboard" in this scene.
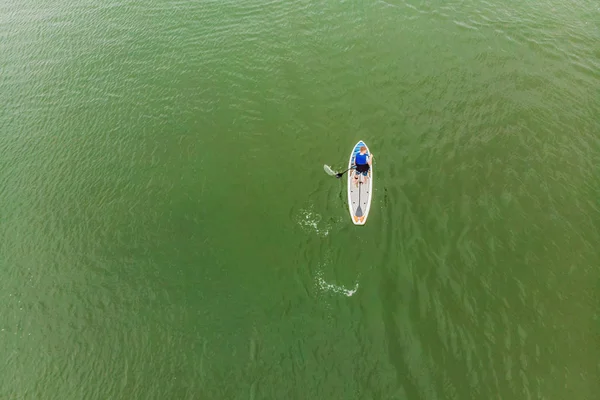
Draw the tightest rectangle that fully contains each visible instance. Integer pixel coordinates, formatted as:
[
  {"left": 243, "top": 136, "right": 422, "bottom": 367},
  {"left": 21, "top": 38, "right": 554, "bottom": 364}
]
[{"left": 347, "top": 140, "right": 373, "bottom": 225}]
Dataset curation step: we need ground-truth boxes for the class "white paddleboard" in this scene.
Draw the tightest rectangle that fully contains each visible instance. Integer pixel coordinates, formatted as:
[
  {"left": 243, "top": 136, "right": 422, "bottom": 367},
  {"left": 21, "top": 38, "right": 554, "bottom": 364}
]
[{"left": 347, "top": 140, "right": 373, "bottom": 225}]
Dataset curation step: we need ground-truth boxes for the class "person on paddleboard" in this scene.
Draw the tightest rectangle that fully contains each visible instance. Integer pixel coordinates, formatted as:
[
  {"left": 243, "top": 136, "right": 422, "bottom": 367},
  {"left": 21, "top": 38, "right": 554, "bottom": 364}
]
[{"left": 353, "top": 146, "right": 373, "bottom": 186}]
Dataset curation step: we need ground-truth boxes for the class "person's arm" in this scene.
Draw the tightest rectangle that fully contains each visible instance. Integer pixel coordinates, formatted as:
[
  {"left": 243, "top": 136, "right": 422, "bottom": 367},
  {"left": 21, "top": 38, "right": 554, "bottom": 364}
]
[{"left": 368, "top": 153, "right": 374, "bottom": 166}]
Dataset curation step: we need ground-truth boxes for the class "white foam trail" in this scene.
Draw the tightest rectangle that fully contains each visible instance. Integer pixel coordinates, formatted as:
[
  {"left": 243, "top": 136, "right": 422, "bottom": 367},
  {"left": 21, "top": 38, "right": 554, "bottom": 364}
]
[
  {"left": 297, "top": 208, "right": 330, "bottom": 237},
  {"left": 316, "top": 268, "right": 359, "bottom": 297}
]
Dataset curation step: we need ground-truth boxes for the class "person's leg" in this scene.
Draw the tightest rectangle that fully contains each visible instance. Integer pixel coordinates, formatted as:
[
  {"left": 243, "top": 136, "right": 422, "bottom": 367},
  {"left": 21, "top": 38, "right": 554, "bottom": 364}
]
[
  {"left": 353, "top": 169, "right": 360, "bottom": 187},
  {"left": 355, "top": 166, "right": 361, "bottom": 183}
]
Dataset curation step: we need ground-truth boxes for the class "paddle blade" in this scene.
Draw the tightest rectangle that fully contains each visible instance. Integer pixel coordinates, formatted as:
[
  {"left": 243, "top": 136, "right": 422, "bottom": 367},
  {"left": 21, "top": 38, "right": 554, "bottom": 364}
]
[{"left": 323, "top": 165, "right": 337, "bottom": 176}]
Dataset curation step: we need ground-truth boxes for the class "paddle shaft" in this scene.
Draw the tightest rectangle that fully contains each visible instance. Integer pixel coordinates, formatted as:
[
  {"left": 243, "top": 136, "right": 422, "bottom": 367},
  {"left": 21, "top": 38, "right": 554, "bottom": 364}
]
[
  {"left": 336, "top": 166, "right": 355, "bottom": 178},
  {"left": 337, "top": 153, "right": 373, "bottom": 178}
]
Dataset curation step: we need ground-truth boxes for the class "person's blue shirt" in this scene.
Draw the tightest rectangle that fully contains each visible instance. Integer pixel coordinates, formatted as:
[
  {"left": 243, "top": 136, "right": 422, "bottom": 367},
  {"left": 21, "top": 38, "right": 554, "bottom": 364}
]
[{"left": 355, "top": 152, "right": 369, "bottom": 165}]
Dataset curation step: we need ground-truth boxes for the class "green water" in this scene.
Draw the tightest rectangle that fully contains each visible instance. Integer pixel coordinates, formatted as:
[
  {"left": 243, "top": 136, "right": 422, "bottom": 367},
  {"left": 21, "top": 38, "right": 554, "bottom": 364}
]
[{"left": 1, "top": 0, "right": 599, "bottom": 399}]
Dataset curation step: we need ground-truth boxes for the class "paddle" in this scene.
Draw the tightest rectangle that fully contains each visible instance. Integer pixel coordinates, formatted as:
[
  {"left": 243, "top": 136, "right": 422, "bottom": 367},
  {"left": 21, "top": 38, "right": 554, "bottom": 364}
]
[{"left": 324, "top": 165, "right": 354, "bottom": 178}]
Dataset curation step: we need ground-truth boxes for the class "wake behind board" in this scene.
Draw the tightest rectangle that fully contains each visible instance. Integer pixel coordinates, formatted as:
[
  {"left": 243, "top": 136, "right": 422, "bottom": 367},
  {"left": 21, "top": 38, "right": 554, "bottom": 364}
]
[{"left": 347, "top": 140, "right": 373, "bottom": 225}]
